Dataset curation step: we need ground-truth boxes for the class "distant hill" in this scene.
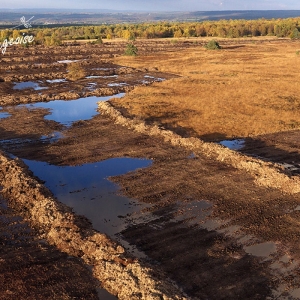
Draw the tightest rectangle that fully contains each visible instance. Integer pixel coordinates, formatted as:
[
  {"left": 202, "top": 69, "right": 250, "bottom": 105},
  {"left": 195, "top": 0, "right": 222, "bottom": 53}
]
[
  {"left": 0, "top": 9, "right": 300, "bottom": 26},
  {"left": 188, "top": 10, "right": 300, "bottom": 21}
]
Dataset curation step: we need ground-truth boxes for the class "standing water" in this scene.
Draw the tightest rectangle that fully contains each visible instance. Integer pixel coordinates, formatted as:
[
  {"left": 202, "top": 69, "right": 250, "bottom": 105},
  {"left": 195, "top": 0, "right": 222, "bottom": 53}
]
[
  {"left": 0, "top": 92, "right": 149, "bottom": 299},
  {"left": 23, "top": 157, "right": 152, "bottom": 236},
  {"left": 22, "top": 93, "right": 125, "bottom": 126}
]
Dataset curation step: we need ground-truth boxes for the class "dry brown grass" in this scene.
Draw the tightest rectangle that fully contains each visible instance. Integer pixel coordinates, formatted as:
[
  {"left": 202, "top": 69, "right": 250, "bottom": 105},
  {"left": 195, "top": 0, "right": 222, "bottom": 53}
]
[{"left": 112, "top": 39, "right": 300, "bottom": 141}]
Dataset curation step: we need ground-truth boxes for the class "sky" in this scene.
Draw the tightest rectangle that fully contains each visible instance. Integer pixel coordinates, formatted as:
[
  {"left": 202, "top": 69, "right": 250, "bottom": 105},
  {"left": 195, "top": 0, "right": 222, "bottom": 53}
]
[{"left": 0, "top": 0, "right": 299, "bottom": 11}]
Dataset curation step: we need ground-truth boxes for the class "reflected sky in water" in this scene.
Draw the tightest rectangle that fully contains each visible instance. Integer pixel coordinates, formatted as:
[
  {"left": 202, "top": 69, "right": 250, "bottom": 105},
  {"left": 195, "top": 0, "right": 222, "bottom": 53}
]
[
  {"left": 0, "top": 112, "right": 11, "bottom": 119},
  {"left": 23, "top": 93, "right": 125, "bottom": 126},
  {"left": 219, "top": 139, "right": 245, "bottom": 150},
  {"left": 13, "top": 81, "right": 48, "bottom": 90},
  {"left": 23, "top": 157, "right": 152, "bottom": 236}
]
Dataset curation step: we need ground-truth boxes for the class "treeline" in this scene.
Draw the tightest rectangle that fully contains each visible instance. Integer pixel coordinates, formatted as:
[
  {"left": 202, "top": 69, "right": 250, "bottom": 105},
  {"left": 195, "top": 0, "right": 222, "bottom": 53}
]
[{"left": 1, "top": 17, "right": 300, "bottom": 45}]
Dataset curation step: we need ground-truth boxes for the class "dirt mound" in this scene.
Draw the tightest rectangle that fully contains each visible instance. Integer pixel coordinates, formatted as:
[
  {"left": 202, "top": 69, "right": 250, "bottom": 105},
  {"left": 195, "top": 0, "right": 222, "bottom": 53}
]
[
  {"left": 98, "top": 101, "right": 300, "bottom": 194},
  {"left": 0, "top": 152, "right": 187, "bottom": 300}
]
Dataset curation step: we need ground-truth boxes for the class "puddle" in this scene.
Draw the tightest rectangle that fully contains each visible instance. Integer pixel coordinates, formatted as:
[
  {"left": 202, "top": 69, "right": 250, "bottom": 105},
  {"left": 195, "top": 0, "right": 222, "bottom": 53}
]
[
  {"left": 86, "top": 76, "right": 101, "bottom": 79},
  {"left": 84, "top": 74, "right": 118, "bottom": 79},
  {"left": 144, "top": 75, "right": 165, "bottom": 82},
  {"left": 46, "top": 79, "right": 67, "bottom": 83},
  {"left": 279, "top": 254, "right": 291, "bottom": 264},
  {"left": 13, "top": 81, "right": 48, "bottom": 91},
  {"left": 57, "top": 60, "right": 80, "bottom": 64},
  {"left": 218, "top": 225, "right": 241, "bottom": 235},
  {"left": 108, "top": 83, "right": 128, "bottom": 87},
  {"left": 140, "top": 80, "right": 150, "bottom": 84},
  {"left": 114, "top": 233, "right": 148, "bottom": 259},
  {"left": 86, "top": 82, "right": 97, "bottom": 90},
  {"left": 91, "top": 68, "right": 111, "bottom": 71},
  {"left": 175, "top": 200, "right": 212, "bottom": 225},
  {"left": 201, "top": 218, "right": 227, "bottom": 231},
  {"left": 102, "top": 75, "right": 118, "bottom": 78},
  {"left": 237, "top": 234, "right": 255, "bottom": 244},
  {"left": 23, "top": 157, "right": 152, "bottom": 236},
  {"left": 244, "top": 241, "right": 277, "bottom": 258},
  {"left": 0, "top": 138, "right": 34, "bottom": 146},
  {"left": 279, "top": 163, "right": 300, "bottom": 173},
  {"left": 40, "top": 132, "right": 64, "bottom": 143},
  {"left": 188, "top": 152, "right": 196, "bottom": 159},
  {"left": 219, "top": 139, "right": 245, "bottom": 150},
  {"left": 0, "top": 112, "right": 11, "bottom": 119},
  {"left": 22, "top": 93, "right": 125, "bottom": 126}
]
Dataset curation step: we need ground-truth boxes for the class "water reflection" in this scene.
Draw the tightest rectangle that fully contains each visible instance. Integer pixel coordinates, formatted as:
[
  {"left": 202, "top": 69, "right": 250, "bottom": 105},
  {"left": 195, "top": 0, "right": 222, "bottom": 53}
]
[
  {"left": 220, "top": 139, "right": 245, "bottom": 150},
  {"left": 46, "top": 79, "right": 67, "bottom": 83},
  {"left": 13, "top": 81, "right": 48, "bottom": 90},
  {"left": 0, "top": 112, "right": 11, "bottom": 119},
  {"left": 244, "top": 242, "right": 277, "bottom": 258},
  {"left": 22, "top": 93, "right": 125, "bottom": 126},
  {"left": 23, "top": 157, "right": 152, "bottom": 236}
]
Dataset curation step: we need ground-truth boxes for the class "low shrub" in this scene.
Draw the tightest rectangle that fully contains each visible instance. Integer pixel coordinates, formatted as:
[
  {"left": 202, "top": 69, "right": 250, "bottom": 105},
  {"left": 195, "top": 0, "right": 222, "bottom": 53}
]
[
  {"left": 95, "top": 37, "right": 103, "bottom": 44},
  {"left": 66, "top": 62, "right": 86, "bottom": 81},
  {"left": 124, "top": 43, "right": 138, "bottom": 56},
  {"left": 205, "top": 40, "right": 221, "bottom": 50}
]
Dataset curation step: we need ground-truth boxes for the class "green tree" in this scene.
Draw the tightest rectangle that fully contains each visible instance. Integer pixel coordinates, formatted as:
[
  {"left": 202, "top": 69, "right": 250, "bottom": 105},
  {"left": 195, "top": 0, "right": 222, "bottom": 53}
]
[
  {"left": 290, "top": 28, "right": 300, "bottom": 39},
  {"left": 124, "top": 43, "right": 138, "bottom": 56}
]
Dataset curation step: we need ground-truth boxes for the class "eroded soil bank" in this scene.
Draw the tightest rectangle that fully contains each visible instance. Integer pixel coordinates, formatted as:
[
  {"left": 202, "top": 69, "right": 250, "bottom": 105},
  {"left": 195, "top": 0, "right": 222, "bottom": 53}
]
[
  {"left": 1, "top": 39, "right": 300, "bottom": 299},
  {"left": 0, "top": 152, "right": 187, "bottom": 300},
  {"left": 0, "top": 42, "right": 191, "bottom": 299},
  {"left": 98, "top": 102, "right": 300, "bottom": 299},
  {"left": 1, "top": 96, "right": 300, "bottom": 298},
  {"left": 0, "top": 194, "right": 100, "bottom": 300}
]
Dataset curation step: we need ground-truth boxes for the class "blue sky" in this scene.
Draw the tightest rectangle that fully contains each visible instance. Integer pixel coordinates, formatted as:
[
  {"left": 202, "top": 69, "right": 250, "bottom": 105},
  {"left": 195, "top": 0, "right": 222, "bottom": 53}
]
[{"left": 1, "top": 0, "right": 299, "bottom": 11}]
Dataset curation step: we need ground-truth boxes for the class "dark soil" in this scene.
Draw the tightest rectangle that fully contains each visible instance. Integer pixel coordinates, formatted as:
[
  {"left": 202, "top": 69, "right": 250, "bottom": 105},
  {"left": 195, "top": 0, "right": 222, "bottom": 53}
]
[
  {"left": 0, "top": 195, "right": 99, "bottom": 300},
  {"left": 241, "top": 130, "right": 300, "bottom": 174},
  {"left": 1, "top": 41, "right": 300, "bottom": 299}
]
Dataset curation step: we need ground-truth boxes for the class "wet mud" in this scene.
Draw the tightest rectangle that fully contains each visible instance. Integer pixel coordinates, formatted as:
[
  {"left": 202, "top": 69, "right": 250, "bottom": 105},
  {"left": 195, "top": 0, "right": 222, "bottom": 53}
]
[
  {"left": 1, "top": 40, "right": 300, "bottom": 299},
  {"left": 241, "top": 130, "right": 300, "bottom": 175},
  {"left": 0, "top": 40, "right": 182, "bottom": 106},
  {"left": 1, "top": 97, "right": 300, "bottom": 298},
  {"left": 0, "top": 194, "right": 100, "bottom": 300}
]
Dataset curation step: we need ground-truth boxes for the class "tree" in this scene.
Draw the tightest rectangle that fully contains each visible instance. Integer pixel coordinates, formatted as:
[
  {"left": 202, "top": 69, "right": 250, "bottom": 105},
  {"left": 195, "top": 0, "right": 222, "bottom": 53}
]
[
  {"left": 12, "top": 29, "right": 19, "bottom": 39},
  {"left": 35, "top": 31, "right": 45, "bottom": 44},
  {"left": 174, "top": 29, "right": 183, "bottom": 38},
  {"left": 124, "top": 43, "right": 138, "bottom": 56},
  {"left": 290, "top": 28, "right": 300, "bottom": 39}
]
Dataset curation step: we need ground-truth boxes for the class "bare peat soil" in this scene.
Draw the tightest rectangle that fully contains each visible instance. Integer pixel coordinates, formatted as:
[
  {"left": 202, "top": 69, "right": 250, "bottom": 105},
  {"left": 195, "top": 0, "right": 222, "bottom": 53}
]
[
  {"left": 1, "top": 100, "right": 300, "bottom": 299},
  {"left": 1, "top": 40, "right": 300, "bottom": 299},
  {"left": 241, "top": 130, "right": 300, "bottom": 175},
  {"left": 0, "top": 194, "right": 99, "bottom": 300}
]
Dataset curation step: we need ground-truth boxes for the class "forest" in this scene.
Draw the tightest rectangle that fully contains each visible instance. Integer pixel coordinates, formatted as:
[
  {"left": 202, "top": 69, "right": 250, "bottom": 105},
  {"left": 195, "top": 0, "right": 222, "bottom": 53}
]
[{"left": 1, "top": 16, "right": 300, "bottom": 46}]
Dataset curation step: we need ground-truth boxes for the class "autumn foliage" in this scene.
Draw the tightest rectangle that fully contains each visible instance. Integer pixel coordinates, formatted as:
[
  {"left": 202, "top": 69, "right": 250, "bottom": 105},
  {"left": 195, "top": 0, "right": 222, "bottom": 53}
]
[{"left": 1, "top": 17, "right": 300, "bottom": 45}]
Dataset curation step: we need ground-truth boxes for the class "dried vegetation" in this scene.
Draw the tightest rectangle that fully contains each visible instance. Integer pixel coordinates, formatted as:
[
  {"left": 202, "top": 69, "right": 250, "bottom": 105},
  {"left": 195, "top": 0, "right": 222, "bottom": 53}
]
[{"left": 112, "top": 39, "right": 300, "bottom": 141}]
